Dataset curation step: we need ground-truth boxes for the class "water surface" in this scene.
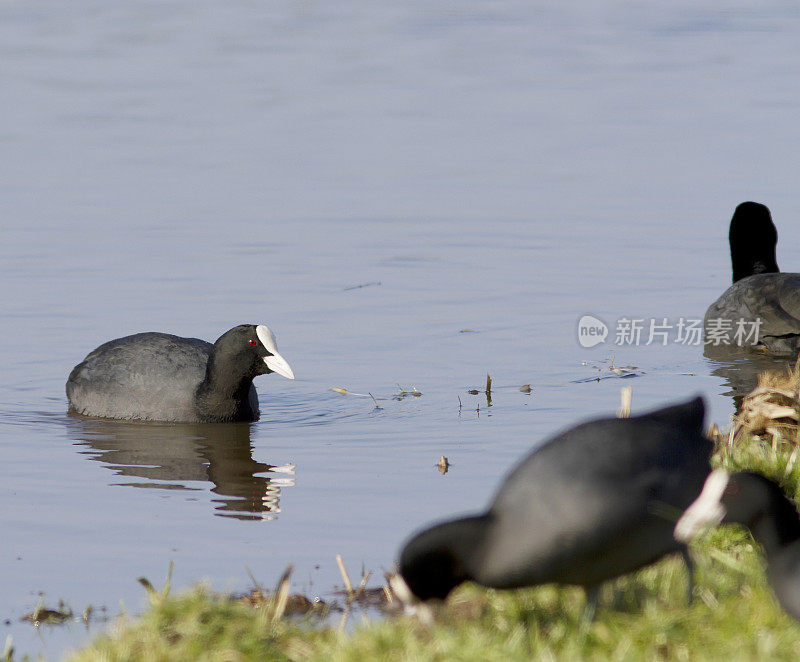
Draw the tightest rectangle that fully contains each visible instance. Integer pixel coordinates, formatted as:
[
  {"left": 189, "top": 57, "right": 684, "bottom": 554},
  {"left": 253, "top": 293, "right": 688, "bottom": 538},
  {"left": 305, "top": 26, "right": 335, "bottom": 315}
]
[{"left": 3, "top": 1, "right": 800, "bottom": 657}]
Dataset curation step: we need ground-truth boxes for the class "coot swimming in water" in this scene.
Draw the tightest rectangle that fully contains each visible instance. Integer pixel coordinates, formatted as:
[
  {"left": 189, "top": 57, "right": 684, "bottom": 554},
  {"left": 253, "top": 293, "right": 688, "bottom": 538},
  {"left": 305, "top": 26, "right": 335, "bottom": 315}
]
[
  {"left": 705, "top": 202, "right": 800, "bottom": 355},
  {"left": 66, "top": 324, "right": 294, "bottom": 422}
]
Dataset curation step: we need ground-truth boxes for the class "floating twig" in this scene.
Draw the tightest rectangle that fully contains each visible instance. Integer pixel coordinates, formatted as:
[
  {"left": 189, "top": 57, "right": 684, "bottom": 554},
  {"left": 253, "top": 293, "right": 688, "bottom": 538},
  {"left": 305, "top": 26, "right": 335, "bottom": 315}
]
[
  {"left": 343, "top": 281, "right": 381, "bottom": 291},
  {"left": 331, "top": 386, "right": 373, "bottom": 397},
  {"left": 22, "top": 598, "right": 73, "bottom": 626},
  {"left": 395, "top": 384, "right": 422, "bottom": 399}
]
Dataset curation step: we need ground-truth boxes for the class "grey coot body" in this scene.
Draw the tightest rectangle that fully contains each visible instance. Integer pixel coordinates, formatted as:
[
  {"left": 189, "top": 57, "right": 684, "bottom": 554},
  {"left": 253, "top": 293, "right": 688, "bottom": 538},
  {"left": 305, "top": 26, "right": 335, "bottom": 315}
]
[
  {"left": 676, "top": 470, "right": 800, "bottom": 620},
  {"left": 400, "top": 397, "right": 711, "bottom": 602},
  {"left": 705, "top": 202, "right": 800, "bottom": 355},
  {"left": 66, "top": 324, "right": 294, "bottom": 423}
]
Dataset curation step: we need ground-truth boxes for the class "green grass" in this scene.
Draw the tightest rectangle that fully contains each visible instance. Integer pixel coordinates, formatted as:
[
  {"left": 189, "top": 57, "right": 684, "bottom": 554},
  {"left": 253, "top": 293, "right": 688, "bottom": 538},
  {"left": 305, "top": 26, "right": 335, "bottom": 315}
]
[
  {"left": 64, "top": 377, "right": 800, "bottom": 661},
  {"left": 67, "top": 539, "right": 800, "bottom": 662}
]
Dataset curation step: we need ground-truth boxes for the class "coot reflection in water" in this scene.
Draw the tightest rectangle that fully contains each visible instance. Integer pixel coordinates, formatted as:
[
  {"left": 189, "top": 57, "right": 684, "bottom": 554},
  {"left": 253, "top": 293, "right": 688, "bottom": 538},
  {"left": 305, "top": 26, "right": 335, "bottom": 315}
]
[
  {"left": 704, "top": 345, "right": 795, "bottom": 412},
  {"left": 65, "top": 416, "right": 295, "bottom": 521}
]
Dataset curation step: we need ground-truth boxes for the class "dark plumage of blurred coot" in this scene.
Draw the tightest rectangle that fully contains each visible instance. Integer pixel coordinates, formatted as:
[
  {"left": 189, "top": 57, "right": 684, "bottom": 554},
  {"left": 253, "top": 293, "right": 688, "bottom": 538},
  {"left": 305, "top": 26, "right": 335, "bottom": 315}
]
[
  {"left": 676, "top": 470, "right": 800, "bottom": 620},
  {"left": 705, "top": 202, "right": 800, "bottom": 355},
  {"left": 399, "top": 397, "right": 711, "bottom": 605},
  {"left": 66, "top": 324, "right": 294, "bottom": 423}
]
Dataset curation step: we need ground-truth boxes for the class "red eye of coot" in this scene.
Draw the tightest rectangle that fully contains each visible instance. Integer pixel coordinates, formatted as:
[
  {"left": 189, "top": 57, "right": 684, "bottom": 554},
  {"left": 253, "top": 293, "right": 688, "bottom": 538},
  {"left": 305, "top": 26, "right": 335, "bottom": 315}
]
[{"left": 248, "top": 339, "right": 257, "bottom": 346}]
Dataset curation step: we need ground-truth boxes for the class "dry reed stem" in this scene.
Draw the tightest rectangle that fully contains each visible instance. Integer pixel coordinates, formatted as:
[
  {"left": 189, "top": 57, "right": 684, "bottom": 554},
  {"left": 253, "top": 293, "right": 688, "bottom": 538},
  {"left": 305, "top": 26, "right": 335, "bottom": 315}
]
[
  {"left": 733, "top": 361, "right": 800, "bottom": 449},
  {"left": 618, "top": 386, "right": 632, "bottom": 418},
  {"left": 271, "top": 565, "right": 293, "bottom": 623},
  {"left": 336, "top": 555, "right": 353, "bottom": 595}
]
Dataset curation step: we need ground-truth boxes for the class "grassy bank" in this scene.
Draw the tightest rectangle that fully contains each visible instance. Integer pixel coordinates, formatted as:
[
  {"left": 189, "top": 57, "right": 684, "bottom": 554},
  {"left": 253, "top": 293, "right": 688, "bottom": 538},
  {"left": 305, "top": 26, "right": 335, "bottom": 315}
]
[
  {"left": 67, "top": 541, "right": 800, "bottom": 661},
  {"left": 53, "top": 373, "right": 800, "bottom": 659}
]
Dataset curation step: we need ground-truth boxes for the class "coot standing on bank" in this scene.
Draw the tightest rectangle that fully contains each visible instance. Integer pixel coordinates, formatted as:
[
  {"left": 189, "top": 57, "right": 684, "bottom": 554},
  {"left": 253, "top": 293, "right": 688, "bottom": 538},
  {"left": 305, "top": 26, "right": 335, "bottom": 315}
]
[{"left": 400, "top": 397, "right": 711, "bottom": 609}]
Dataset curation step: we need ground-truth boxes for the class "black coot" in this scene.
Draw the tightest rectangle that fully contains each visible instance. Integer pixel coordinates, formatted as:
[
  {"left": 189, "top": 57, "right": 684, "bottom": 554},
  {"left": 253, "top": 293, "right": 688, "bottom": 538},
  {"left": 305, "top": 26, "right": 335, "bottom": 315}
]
[
  {"left": 400, "top": 397, "right": 711, "bottom": 604},
  {"left": 705, "top": 202, "right": 800, "bottom": 355},
  {"left": 66, "top": 324, "right": 294, "bottom": 422},
  {"left": 675, "top": 469, "right": 800, "bottom": 620}
]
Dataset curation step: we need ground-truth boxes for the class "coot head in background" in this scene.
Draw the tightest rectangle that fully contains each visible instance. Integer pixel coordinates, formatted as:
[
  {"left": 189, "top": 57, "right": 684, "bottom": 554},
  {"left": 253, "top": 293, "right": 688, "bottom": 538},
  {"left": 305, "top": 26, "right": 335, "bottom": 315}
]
[
  {"left": 400, "top": 397, "right": 711, "bottom": 607},
  {"left": 66, "top": 324, "right": 294, "bottom": 423},
  {"left": 729, "top": 201, "right": 779, "bottom": 284}
]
